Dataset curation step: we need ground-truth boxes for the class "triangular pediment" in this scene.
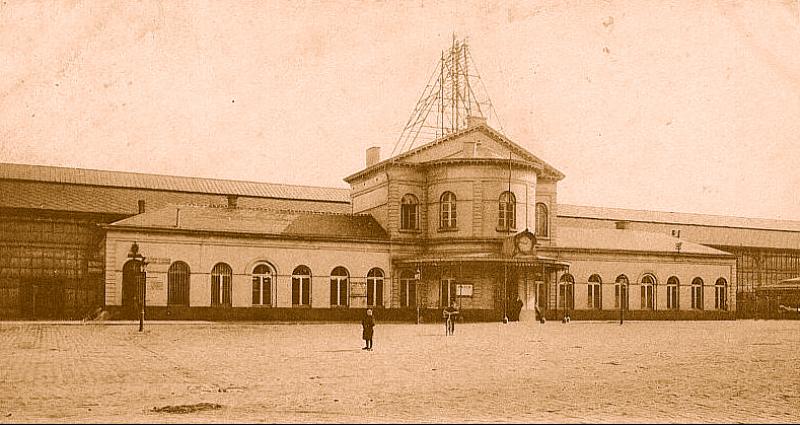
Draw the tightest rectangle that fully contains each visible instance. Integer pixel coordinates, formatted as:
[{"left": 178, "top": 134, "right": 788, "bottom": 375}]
[{"left": 345, "top": 124, "right": 564, "bottom": 183}]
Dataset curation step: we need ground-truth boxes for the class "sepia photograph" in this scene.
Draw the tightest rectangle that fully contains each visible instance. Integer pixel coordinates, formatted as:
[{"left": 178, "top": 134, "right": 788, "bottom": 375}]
[{"left": 1, "top": 0, "right": 799, "bottom": 423}]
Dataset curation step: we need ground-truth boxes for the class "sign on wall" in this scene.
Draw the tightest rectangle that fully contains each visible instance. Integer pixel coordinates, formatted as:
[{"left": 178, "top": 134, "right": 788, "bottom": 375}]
[
  {"left": 146, "top": 276, "right": 164, "bottom": 291},
  {"left": 350, "top": 281, "right": 367, "bottom": 297},
  {"left": 456, "top": 283, "right": 473, "bottom": 297}
]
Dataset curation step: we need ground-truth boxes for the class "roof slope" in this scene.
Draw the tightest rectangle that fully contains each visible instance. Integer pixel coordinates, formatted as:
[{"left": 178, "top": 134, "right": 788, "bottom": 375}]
[
  {"left": 345, "top": 124, "right": 564, "bottom": 182},
  {"left": 108, "top": 205, "right": 388, "bottom": 241},
  {"left": 0, "top": 162, "right": 350, "bottom": 203},
  {"left": 558, "top": 204, "right": 800, "bottom": 233},
  {"left": 556, "top": 227, "right": 733, "bottom": 256}
]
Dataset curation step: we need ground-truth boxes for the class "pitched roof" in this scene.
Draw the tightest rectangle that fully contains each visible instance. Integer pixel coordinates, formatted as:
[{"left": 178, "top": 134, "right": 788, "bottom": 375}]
[
  {"left": 556, "top": 227, "right": 733, "bottom": 257},
  {"left": 0, "top": 162, "right": 350, "bottom": 203},
  {"left": 0, "top": 180, "right": 351, "bottom": 216},
  {"left": 344, "top": 124, "right": 565, "bottom": 182},
  {"left": 107, "top": 205, "right": 389, "bottom": 241},
  {"left": 558, "top": 204, "right": 800, "bottom": 233}
]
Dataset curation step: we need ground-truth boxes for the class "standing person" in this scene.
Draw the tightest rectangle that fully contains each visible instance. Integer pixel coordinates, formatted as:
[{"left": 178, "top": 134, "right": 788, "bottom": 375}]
[
  {"left": 443, "top": 301, "right": 459, "bottom": 335},
  {"left": 513, "top": 296, "right": 524, "bottom": 321},
  {"left": 362, "top": 309, "right": 375, "bottom": 351}
]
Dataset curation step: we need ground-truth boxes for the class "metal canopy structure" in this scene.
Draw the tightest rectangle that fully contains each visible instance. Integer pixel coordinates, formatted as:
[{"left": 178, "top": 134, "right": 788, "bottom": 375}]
[{"left": 392, "top": 35, "right": 504, "bottom": 156}]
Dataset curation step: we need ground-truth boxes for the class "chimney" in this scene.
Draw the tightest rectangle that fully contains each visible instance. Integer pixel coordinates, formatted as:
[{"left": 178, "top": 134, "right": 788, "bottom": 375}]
[
  {"left": 366, "top": 147, "right": 381, "bottom": 167},
  {"left": 137, "top": 200, "right": 145, "bottom": 214},
  {"left": 466, "top": 115, "right": 487, "bottom": 128},
  {"left": 462, "top": 141, "right": 477, "bottom": 158},
  {"left": 615, "top": 220, "right": 628, "bottom": 230},
  {"left": 227, "top": 195, "right": 238, "bottom": 209}
]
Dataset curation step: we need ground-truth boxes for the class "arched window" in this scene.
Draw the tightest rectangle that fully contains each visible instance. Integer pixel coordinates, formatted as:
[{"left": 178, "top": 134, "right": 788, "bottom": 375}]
[
  {"left": 400, "top": 194, "right": 419, "bottom": 230},
  {"left": 400, "top": 269, "right": 417, "bottom": 308},
  {"left": 439, "top": 192, "right": 457, "bottom": 229},
  {"left": 691, "top": 277, "right": 704, "bottom": 310},
  {"left": 292, "top": 265, "right": 312, "bottom": 307},
  {"left": 715, "top": 278, "right": 728, "bottom": 310},
  {"left": 167, "top": 261, "right": 190, "bottom": 306},
  {"left": 122, "top": 260, "right": 144, "bottom": 313},
  {"left": 330, "top": 267, "right": 349, "bottom": 307},
  {"left": 535, "top": 203, "right": 549, "bottom": 238},
  {"left": 252, "top": 263, "right": 275, "bottom": 306},
  {"left": 558, "top": 273, "right": 574, "bottom": 310},
  {"left": 366, "top": 268, "right": 384, "bottom": 307},
  {"left": 210, "top": 263, "right": 232, "bottom": 306},
  {"left": 498, "top": 191, "right": 516, "bottom": 229},
  {"left": 588, "top": 274, "right": 602, "bottom": 310},
  {"left": 615, "top": 275, "right": 629, "bottom": 310},
  {"left": 667, "top": 276, "right": 680, "bottom": 310},
  {"left": 641, "top": 274, "right": 656, "bottom": 310}
]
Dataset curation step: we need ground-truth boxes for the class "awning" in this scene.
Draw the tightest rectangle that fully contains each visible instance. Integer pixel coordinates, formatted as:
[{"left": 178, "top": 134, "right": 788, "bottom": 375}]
[{"left": 393, "top": 254, "right": 570, "bottom": 269}]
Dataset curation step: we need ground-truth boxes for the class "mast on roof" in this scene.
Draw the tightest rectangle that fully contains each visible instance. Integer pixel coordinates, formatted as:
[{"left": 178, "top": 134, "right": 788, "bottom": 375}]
[{"left": 391, "top": 34, "right": 504, "bottom": 156}]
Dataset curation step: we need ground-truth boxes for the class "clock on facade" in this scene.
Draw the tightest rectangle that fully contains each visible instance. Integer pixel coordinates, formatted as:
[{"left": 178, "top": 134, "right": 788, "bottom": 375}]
[{"left": 515, "top": 230, "right": 536, "bottom": 255}]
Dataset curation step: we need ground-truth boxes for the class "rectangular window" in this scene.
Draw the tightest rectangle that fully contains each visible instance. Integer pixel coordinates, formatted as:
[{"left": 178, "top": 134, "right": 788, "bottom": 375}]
[
  {"left": 400, "top": 280, "right": 417, "bottom": 308},
  {"left": 588, "top": 285, "right": 601, "bottom": 310},
  {"left": 691, "top": 286, "right": 703, "bottom": 310},
  {"left": 252, "top": 277, "right": 260, "bottom": 305}
]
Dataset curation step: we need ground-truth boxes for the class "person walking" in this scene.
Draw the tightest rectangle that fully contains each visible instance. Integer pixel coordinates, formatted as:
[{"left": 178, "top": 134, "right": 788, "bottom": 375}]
[
  {"left": 443, "top": 301, "right": 459, "bottom": 335},
  {"left": 361, "top": 309, "right": 375, "bottom": 351}
]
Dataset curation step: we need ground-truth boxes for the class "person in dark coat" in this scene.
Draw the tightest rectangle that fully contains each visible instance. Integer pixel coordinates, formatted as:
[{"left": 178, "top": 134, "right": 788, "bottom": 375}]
[{"left": 362, "top": 309, "right": 375, "bottom": 350}]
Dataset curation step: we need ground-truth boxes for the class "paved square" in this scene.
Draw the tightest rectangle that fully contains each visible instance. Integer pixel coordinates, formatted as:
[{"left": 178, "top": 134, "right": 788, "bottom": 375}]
[{"left": 0, "top": 320, "right": 798, "bottom": 423}]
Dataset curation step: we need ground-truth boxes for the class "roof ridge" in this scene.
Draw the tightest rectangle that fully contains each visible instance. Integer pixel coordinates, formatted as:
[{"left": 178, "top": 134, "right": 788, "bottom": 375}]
[
  {"left": 560, "top": 203, "right": 800, "bottom": 225},
  {"left": 164, "top": 203, "right": 365, "bottom": 217}
]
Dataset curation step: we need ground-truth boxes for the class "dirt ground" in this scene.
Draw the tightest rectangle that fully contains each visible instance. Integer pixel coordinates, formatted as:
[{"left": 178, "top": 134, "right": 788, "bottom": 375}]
[{"left": 0, "top": 319, "right": 798, "bottom": 423}]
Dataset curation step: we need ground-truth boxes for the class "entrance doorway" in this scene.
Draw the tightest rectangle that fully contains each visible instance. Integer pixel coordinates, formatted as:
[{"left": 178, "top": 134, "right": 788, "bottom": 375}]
[{"left": 122, "top": 260, "right": 143, "bottom": 319}]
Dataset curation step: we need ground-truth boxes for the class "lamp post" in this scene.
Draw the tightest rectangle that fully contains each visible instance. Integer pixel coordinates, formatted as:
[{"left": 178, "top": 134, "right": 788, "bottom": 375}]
[{"left": 127, "top": 242, "right": 147, "bottom": 332}]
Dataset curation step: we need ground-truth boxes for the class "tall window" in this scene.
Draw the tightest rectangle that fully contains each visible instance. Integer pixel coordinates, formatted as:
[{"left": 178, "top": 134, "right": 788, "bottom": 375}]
[
  {"left": 615, "top": 275, "right": 629, "bottom": 310},
  {"left": 168, "top": 261, "right": 190, "bottom": 306},
  {"left": 440, "top": 278, "right": 456, "bottom": 307},
  {"left": 691, "top": 277, "right": 704, "bottom": 310},
  {"left": 401, "top": 194, "right": 419, "bottom": 230},
  {"left": 666, "top": 276, "right": 679, "bottom": 310},
  {"left": 535, "top": 203, "right": 549, "bottom": 237},
  {"left": 588, "top": 274, "right": 602, "bottom": 310},
  {"left": 558, "top": 274, "right": 574, "bottom": 310},
  {"left": 498, "top": 191, "right": 516, "bottom": 229},
  {"left": 439, "top": 192, "right": 457, "bottom": 229},
  {"left": 210, "top": 263, "right": 232, "bottom": 306},
  {"left": 400, "top": 269, "right": 417, "bottom": 308},
  {"left": 366, "top": 268, "right": 384, "bottom": 307},
  {"left": 330, "top": 267, "right": 349, "bottom": 307},
  {"left": 252, "top": 263, "right": 275, "bottom": 306},
  {"left": 292, "top": 265, "right": 312, "bottom": 307},
  {"left": 715, "top": 278, "right": 728, "bottom": 310},
  {"left": 641, "top": 274, "right": 656, "bottom": 310}
]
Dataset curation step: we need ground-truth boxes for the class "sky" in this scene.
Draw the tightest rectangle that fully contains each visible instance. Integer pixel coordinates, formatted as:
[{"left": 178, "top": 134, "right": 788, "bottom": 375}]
[{"left": 1, "top": 0, "right": 799, "bottom": 220}]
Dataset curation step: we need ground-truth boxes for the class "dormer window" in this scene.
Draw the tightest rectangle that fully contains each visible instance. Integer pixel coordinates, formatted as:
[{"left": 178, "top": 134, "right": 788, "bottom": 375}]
[
  {"left": 401, "top": 194, "right": 419, "bottom": 230},
  {"left": 498, "top": 191, "right": 516, "bottom": 230},
  {"left": 439, "top": 191, "right": 457, "bottom": 229}
]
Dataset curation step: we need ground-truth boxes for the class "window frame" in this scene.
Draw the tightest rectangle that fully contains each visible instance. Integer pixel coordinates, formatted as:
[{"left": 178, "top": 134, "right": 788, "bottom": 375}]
[
  {"left": 439, "top": 191, "right": 458, "bottom": 230},
  {"left": 640, "top": 274, "right": 656, "bottom": 310},
  {"left": 535, "top": 202, "right": 549, "bottom": 238},
  {"left": 587, "top": 274, "right": 602, "bottom": 310},
  {"left": 615, "top": 274, "right": 629, "bottom": 310},
  {"left": 498, "top": 191, "right": 516, "bottom": 230},
  {"left": 210, "top": 262, "right": 232, "bottom": 307},
  {"left": 399, "top": 270, "right": 417, "bottom": 308},
  {"left": 291, "top": 265, "right": 312, "bottom": 307},
  {"left": 251, "top": 263, "right": 276, "bottom": 306},
  {"left": 330, "top": 266, "right": 350, "bottom": 307},
  {"left": 715, "top": 278, "right": 728, "bottom": 311},
  {"left": 666, "top": 276, "right": 680, "bottom": 310},
  {"left": 167, "top": 261, "right": 191, "bottom": 306},
  {"left": 400, "top": 194, "right": 420, "bottom": 231},
  {"left": 691, "top": 277, "right": 704, "bottom": 310},
  {"left": 366, "top": 268, "right": 384, "bottom": 307}
]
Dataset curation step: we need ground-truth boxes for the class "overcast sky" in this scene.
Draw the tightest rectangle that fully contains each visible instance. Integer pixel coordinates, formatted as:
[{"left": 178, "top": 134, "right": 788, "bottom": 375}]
[{"left": 1, "top": 0, "right": 799, "bottom": 220}]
